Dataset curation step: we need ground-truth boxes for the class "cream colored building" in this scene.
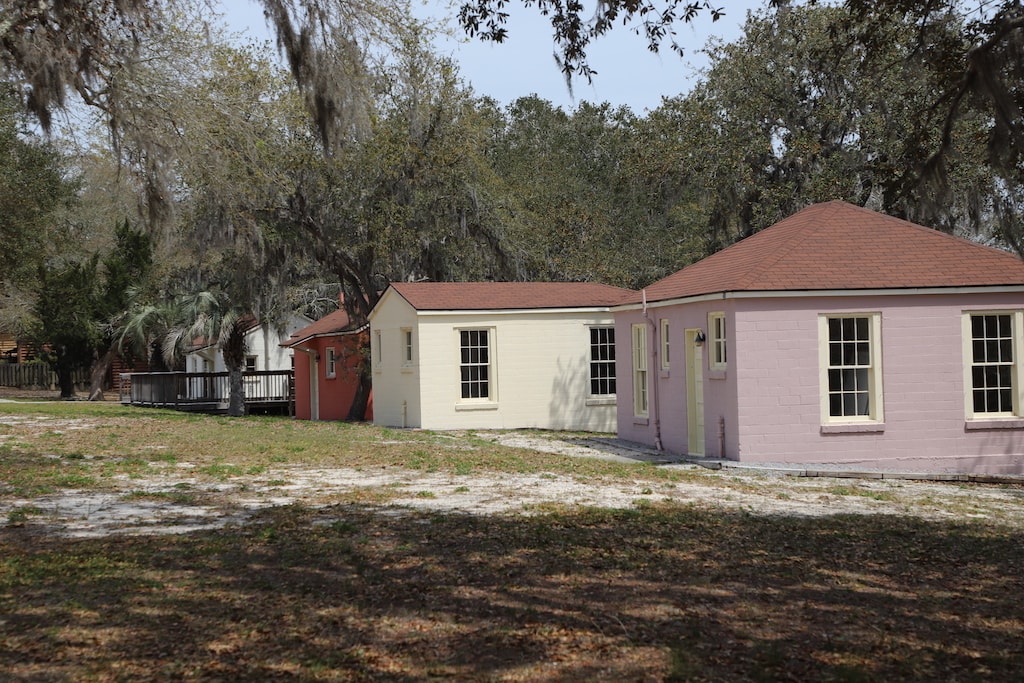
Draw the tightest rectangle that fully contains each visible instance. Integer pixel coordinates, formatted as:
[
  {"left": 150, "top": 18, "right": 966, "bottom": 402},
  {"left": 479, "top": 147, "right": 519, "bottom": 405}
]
[{"left": 368, "top": 281, "right": 631, "bottom": 431}]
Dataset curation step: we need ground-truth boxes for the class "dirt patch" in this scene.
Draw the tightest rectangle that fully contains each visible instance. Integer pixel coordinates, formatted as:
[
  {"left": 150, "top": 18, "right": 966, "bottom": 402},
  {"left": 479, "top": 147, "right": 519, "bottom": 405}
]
[{"left": 4, "top": 414, "right": 1024, "bottom": 537}]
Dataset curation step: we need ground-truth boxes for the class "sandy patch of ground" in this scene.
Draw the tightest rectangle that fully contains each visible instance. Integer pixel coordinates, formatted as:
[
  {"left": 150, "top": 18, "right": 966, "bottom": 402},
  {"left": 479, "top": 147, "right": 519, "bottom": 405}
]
[{"left": 3, "top": 414, "right": 1024, "bottom": 537}]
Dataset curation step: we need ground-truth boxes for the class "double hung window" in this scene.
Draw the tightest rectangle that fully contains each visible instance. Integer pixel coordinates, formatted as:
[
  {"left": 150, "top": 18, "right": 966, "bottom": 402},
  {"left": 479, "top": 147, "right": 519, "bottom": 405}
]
[
  {"left": 660, "top": 319, "right": 670, "bottom": 370},
  {"left": 325, "top": 347, "right": 336, "bottom": 378},
  {"left": 709, "top": 312, "right": 727, "bottom": 370},
  {"left": 820, "top": 314, "right": 883, "bottom": 423},
  {"left": 965, "top": 312, "right": 1022, "bottom": 418},
  {"left": 402, "top": 328, "right": 414, "bottom": 368},
  {"left": 459, "top": 329, "right": 491, "bottom": 400},
  {"left": 632, "top": 324, "right": 649, "bottom": 417},
  {"left": 589, "top": 327, "right": 616, "bottom": 396}
]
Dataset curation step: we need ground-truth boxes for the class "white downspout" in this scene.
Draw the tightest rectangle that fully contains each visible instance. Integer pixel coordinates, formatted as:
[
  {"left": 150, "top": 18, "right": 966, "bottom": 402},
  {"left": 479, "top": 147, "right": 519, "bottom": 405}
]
[{"left": 642, "top": 289, "right": 663, "bottom": 451}]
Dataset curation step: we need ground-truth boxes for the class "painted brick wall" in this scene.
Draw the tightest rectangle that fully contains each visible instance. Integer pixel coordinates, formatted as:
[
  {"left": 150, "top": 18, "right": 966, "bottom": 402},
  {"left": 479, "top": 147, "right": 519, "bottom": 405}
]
[
  {"left": 733, "top": 293, "right": 1024, "bottom": 473},
  {"left": 374, "top": 302, "right": 617, "bottom": 431}
]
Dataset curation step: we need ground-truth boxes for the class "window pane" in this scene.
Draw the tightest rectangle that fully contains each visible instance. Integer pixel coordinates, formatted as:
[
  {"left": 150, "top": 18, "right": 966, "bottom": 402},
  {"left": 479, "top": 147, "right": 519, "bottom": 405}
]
[
  {"left": 999, "top": 388, "right": 1012, "bottom": 411},
  {"left": 986, "top": 340, "right": 1000, "bottom": 363},
  {"left": 973, "top": 340, "right": 986, "bottom": 363},
  {"left": 1000, "top": 339, "right": 1013, "bottom": 362},
  {"left": 856, "top": 342, "right": 870, "bottom": 366},
  {"left": 973, "top": 390, "right": 987, "bottom": 413},
  {"left": 829, "top": 394, "right": 843, "bottom": 417},
  {"left": 829, "top": 342, "right": 842, "bottom": 366},
  {"left": 987, "top": 389, "right": 1001, "bottom": 412},
  {"left": 829, "top": 318, "right": 841, "bottom": 341}
]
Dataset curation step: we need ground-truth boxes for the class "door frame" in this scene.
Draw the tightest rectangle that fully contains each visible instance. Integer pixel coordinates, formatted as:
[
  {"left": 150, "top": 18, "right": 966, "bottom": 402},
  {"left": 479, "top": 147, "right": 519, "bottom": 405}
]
[{"left": 685, "top": 328, "right": 705, "bottom": 455}]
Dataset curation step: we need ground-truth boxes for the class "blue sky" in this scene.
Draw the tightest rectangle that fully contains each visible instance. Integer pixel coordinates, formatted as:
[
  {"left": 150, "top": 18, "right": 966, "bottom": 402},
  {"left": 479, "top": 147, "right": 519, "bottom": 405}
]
[{"left": 223, "top": 0, "right": 765, "bottom": 113}]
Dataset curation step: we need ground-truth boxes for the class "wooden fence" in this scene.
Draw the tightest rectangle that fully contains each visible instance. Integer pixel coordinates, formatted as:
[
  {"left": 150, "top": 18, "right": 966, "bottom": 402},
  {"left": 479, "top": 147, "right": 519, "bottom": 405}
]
[{"left": 0, "top": 364, "right": 90, "bottom": 390}]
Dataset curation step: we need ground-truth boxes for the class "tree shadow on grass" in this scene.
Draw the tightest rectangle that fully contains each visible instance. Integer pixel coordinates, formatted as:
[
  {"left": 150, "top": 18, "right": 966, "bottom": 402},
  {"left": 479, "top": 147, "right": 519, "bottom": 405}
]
[{"left": 2, "top": 504, "right": 1023, "bottom": 681}]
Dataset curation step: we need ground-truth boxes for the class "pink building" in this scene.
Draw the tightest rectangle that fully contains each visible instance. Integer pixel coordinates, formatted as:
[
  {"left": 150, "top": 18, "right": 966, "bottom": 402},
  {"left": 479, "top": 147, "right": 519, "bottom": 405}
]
[
  {"left": 615, "top": 201, "right": 1024, "bottom": 474},
  {"left": 282, "top": 309, "right": 372, "bottom": 421}
]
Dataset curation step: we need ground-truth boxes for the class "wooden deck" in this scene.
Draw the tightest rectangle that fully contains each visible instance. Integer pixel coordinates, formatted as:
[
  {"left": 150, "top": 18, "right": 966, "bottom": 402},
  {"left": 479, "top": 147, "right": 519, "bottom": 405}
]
[{"left": 119, "top": 371, "right": 293, "bottom": 415}]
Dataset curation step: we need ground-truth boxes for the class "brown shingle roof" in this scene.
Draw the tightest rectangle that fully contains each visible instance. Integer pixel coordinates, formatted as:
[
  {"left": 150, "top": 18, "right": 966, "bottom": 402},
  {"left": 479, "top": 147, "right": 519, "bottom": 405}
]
[
  {"left": 283, "top": 308, "right": 362, "bottom": 347},
  {"left": 636, "top": 201, "right": 1024, "bottom": 304},
  {"left": 388, "top": 281, "right": 633, "bottom": 311}
]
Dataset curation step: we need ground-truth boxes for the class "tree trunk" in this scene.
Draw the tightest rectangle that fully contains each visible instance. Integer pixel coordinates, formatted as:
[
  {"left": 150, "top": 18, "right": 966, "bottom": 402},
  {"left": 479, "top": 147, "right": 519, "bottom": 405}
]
[
  {"left": 346, "top": 355, "right": 371, "bottom": 421},
  {"left": 223, "top": 322, "right": 248, "bottom": 417},
  {"left": 227, "top": 365, "right": 246, "bottom": 417},
  {"left": 88, "top": 346, "right": 116, "bottom": 401},
  {"left": 56, "top": 359, "right": 75, "bottom": 399}
]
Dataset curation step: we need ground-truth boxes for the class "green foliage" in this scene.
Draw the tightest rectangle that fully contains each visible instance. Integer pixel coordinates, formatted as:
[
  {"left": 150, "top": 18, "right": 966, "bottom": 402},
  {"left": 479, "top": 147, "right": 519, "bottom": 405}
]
[
  {"left": 101, "top": 220, "right": 153, "bottom": 322},
  {"left": 648, "top": 4, "right": 998, "bottom": 252},
  {"left": 31, "top": 256, "right": 102, "bottom": 396},
  {"left": 0, "top": 86, "right": 78, "bottom": 288},
  {"left": 490, "top": 96, "right": 706, "bottom": 287}
]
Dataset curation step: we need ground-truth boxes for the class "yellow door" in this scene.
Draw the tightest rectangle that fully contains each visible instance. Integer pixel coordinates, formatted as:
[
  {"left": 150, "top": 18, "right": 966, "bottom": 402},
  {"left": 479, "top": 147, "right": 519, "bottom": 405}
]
[{"left": 685, "top": 329, "right": 705, "bottom": 455}]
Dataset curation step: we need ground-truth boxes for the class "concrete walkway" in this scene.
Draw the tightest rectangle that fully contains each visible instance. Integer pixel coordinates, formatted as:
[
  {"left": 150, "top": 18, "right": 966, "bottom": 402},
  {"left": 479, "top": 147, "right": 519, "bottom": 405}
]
[{"left": 577, "top": 436, "right": 1024, "bottom": 486}]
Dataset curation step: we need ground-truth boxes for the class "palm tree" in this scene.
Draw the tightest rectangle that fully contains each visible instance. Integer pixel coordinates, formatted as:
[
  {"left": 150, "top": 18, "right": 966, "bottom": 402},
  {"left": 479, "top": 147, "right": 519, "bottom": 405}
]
[{"left": 121, "top": 289, "right": 251, "bottom": 416}]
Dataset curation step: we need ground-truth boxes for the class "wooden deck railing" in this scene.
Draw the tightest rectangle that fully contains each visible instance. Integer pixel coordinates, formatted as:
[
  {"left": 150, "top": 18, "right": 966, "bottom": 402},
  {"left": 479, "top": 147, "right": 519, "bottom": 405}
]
[{"left": 119, "top": 371, "right": 293, "bottom": 413}]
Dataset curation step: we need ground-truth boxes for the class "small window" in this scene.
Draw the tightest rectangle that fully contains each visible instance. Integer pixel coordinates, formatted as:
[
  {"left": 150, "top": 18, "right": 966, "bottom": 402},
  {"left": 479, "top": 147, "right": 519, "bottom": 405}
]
[
  {"left": 709, "top": 312, "right": 727, "bottom": 370},
  {"left": 589, "top": 327, "right": 616, "bottom": 396},
  {"left": 459, "top": 329, "right": 491, "bottom": 400},
  {"left": 632, "top": 323, "right": 649, "bottom": 417},
  {"left": 244, "top": 356, "right": 257, "bottom": 373},
  {"left": 373, "top": 330, "right": 382, "bottom": 369},
  {"left": 326, "top": 346, "right": 337, "bottom": 378},
  {"left": 660, "top": 319, "right": 670, "bottom": 370},
  {"left": 402, "top": 328, "right": 414, "bottom": 367},
  {"left": 820, "top": 314, "right": 883, "bottom": 422},
  {"left": 965, "top": 312, "right": 1022, "bottom": 418}
]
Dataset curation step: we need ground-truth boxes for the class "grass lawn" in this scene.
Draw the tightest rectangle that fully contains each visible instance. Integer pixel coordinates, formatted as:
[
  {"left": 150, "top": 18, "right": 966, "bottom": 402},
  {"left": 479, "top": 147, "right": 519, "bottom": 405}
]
[{"left": 2, "top": 401, "right": 1023, "bottom": 681}]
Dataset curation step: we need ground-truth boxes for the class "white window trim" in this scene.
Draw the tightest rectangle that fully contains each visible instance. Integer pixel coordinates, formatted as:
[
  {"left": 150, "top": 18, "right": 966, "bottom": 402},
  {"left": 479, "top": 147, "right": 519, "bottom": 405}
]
[
  {"left": 660, "top": 318, "right": 670, "bottom": 370},
  {"left": 818, "top": 313, "right": 884, "bottom": 425},
  {"left": 456, "top": 327, "right": 496, "bottom": 405},
  {"left": 325, "top": 346, "right": 337, "bottom": 379},
  {"left": 401, "top": 328, "right": 414, "bottom": 369},
  {"left": 588, "top": 325, "right": 616, "bottom": 398},
  {"left": 709, "top": 312, "right": 727, "bottom": 371},
  {"left": 962, "top": 310, "right": 1024, "bottom": 421},
  {"left": 632, "top": 323, "right": 649, "bottom": 418}
]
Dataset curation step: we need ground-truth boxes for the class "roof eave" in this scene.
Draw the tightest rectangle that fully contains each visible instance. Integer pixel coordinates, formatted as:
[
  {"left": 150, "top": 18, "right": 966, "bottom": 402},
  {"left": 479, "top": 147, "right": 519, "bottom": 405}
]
[
  {"left": 281, "top": 322, "right": 368, "bottom": 348},
  {"left": 613, "top": 284, "right": 1024, "bottom": 311}
]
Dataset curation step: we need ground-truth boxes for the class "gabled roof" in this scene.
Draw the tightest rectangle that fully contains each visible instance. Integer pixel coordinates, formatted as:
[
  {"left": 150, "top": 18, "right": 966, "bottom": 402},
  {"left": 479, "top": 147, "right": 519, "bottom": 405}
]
[
  {"left": 283, "top": 308, "right": 365, "bottom": 347},
  {"left": 385, "top": 281, "right": 633, "bottom": 312},
  {"left": 634, "top": 201, "right": 1024, "bottom": 304}
]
